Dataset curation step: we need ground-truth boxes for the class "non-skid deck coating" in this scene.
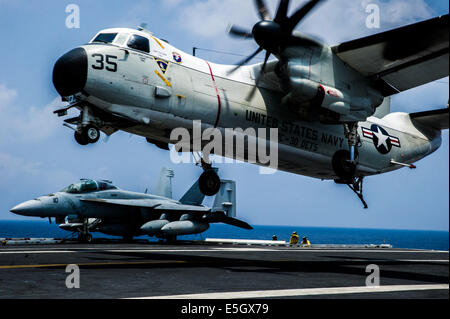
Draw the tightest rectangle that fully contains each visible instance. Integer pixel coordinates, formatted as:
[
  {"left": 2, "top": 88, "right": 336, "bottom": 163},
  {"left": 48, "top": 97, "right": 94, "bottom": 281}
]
[{"left": 0, "top": 241, "right": 448, "bottom": 299}]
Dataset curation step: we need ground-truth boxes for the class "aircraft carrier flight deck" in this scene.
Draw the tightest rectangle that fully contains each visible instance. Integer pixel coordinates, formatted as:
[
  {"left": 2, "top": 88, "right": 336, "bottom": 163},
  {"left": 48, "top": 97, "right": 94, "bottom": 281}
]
[{"left": 0, "top": 240, "right": 448, "bottom": 299}]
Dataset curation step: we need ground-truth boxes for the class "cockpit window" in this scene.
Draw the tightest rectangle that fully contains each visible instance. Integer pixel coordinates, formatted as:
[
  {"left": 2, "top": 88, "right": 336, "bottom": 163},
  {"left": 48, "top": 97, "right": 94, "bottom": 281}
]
[
  {"left": 92, "top": 33, "right": 117, "bottom": 44},
  {"left": 127, "top": 34, "right": 150, "bottom": 53},
  {"left": 114, "top": 33, "right": 130, "bottom": 46},
  {"left": 98, "top": 181, "right": 117, "bottom": 191},
  {"left": 61, "top": 179, "right": 117, "bottom": 194}
]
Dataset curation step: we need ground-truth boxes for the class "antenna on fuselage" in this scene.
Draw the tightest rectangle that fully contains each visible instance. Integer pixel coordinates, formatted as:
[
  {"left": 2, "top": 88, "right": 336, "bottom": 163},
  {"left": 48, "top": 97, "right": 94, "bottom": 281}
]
[{"left": 137, "top": 23, "right": 152, "bottom": 36}]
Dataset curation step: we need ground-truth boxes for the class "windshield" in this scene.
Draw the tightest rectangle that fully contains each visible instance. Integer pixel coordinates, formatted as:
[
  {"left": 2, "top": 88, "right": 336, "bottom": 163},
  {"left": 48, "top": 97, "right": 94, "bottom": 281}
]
[
  {"left": 61, "top": 179, "right": 99, "bottom": 194},
  {"left": 127, "top": 34, "right": 150, "bottom": 53},
  {"left": 61, "top": 179, "right": 117, "bottom": 193},
  {"left": 92, "top": 33, "right": 117, "bottom": 44}
]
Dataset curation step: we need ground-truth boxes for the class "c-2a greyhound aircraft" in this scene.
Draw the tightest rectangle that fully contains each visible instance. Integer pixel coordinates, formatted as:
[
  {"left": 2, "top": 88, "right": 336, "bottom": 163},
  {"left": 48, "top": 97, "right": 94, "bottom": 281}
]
[{"left": 52, "top": 0, "right": 449, "bottom": 207}]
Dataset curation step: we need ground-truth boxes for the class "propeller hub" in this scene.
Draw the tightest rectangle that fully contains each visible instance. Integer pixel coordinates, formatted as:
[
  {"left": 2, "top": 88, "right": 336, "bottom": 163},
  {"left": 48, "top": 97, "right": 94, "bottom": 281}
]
[{"left": 252, "top": 20, "right": 283, "bottom": 52}]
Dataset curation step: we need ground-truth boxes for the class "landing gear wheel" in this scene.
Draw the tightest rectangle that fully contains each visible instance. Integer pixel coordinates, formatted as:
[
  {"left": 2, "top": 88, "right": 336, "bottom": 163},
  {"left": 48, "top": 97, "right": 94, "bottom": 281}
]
[
  {"left": 198, "top": 169, "right": 221, "bottom": 196},
  {"left": 74, "top": 130, "right": 89, "bottom": 145},
  {"left": 332, "top": 150, "right": 356, "bottom": 181},
  {"left": 82, "top": 125, "right": 100, "bottom": 144}
]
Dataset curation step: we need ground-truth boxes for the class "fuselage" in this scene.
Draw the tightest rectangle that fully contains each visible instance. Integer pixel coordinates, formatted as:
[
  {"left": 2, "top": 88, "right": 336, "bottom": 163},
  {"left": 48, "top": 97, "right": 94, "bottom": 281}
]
[{"left": 52, "top": 27, "right": 442, "bottom": 179}]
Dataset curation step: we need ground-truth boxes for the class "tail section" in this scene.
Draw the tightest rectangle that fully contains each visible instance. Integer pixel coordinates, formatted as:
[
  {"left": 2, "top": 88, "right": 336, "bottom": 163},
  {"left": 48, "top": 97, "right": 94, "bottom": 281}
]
[
  {"left": 153, "top": 167, "right": 174, "bottom": 199},
  {"left": 212, "top": 180, "right": 236, "bottom": 217},
  {"left": 410, "top": 108, "right": 449, "bottom": 131},
  {"left": 179, "top": 178, "right": 206, "bottom": 206},
  {"left": 206, "top": 180, "right": 252, "bottom": 229}
]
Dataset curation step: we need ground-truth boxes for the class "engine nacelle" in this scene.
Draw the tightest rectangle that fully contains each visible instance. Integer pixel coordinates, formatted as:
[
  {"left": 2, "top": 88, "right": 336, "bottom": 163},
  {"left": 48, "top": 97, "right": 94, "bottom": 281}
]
[{"left": 283, "top": 77, "right": 382, "bottom": 123}]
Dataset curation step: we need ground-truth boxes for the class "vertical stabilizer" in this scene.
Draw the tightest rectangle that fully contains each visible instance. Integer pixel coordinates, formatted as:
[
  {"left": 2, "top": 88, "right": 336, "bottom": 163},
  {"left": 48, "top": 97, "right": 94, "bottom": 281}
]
[
  {"left": 179, "top": 179, "right": 206, "bottom": 205},
  {"left": 153, "top": 167, "right": 174, "bottom": 199},
  {"left": 212, "top": 180, "right": 236, "bottom": 217}
]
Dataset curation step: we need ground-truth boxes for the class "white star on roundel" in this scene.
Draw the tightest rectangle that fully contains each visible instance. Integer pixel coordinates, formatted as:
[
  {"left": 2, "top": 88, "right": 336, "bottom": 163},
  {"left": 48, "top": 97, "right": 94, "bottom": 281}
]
[{"left": 372, "top": 128, "right": 389, "bottom": 149}]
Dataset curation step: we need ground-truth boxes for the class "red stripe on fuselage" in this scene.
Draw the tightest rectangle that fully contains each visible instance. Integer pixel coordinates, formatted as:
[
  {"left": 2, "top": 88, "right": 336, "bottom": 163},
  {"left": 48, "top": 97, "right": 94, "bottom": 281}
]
[{"left": 205, "top": 61, "right": 221, "bottom": 128}]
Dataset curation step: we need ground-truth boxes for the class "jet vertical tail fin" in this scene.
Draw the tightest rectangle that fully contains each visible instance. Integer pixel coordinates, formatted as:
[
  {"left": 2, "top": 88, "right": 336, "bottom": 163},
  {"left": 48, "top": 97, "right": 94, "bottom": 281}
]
[
  {"left": 179, "top": 178, "right": 206, "bottom": 205},
  {"left": 153, "top": 167, "right": 174, "bottom": 199},
  {"left": 212, "top": 180, "right": 236, "bottom": 218}
]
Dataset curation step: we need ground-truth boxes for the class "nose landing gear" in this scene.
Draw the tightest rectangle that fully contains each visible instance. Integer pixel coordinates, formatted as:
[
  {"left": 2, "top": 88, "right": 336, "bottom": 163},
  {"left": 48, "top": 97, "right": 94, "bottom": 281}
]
[{"left": 74, "top": 125, "right": 100, "bottom": 145}]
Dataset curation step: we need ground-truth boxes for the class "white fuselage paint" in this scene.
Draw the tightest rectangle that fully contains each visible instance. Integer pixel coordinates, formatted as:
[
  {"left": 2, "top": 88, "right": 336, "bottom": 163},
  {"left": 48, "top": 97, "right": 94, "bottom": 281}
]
[{"left": 73, "top": 28, "right": 441, "bottom": 179}]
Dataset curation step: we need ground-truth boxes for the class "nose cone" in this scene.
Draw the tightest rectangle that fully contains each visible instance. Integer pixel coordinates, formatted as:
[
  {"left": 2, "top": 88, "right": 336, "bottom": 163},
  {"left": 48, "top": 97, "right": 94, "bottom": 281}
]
[
  {"left": 52, "top": 47, "right": 87, "bottom": 97},
  {"left": 10, "top": 200, "right": 45, "bottom": 217}
]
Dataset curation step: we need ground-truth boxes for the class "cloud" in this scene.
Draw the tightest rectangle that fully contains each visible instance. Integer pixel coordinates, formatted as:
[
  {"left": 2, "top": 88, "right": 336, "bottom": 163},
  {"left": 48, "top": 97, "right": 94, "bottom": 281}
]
[
  {"left": 169, "top": 0, "right": 434, "bottom": 46},
  {"left": 0, "top": 84, "right": 17, "bottom": 106},
  {"left": 0, "top": 84, "right": 62, "bottom": 144}
]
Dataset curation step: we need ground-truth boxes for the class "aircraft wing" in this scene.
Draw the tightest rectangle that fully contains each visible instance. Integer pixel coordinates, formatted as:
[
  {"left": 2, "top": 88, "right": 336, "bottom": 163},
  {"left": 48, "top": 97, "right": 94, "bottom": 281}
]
[
  {"left": 80, "top": 198, "right": 211, "bottom": 213},
  {"left": 410, "top": 108, "right": 449, "bottom": 130},
  {"left": 80, "top": 198, "right": 163, "bottom": 208},
  {"left": 332, "top": 14, "right": 449, "bottom": 96}
]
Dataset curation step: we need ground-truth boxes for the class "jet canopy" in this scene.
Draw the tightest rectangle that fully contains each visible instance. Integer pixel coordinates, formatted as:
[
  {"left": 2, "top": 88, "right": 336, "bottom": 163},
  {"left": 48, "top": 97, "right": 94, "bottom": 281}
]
[{"left": 61, "top": 179, "right": 117, "bottom": 194}]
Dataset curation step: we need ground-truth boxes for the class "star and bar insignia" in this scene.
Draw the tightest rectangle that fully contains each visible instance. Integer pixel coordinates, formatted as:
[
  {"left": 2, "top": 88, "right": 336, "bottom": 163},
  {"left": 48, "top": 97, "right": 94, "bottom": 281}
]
[{"left": 362, "top": 124, "right": 401, "bottom": 154}]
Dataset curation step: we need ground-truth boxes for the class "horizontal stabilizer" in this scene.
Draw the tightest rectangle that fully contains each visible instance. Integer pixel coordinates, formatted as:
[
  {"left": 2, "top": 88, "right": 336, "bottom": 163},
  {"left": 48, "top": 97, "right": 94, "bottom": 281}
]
[
  {"left": 410, "top": 108, "right": 449, "bottom": 130},
  {"left": 203, "top": 211, "right": 253, "bottom": 230}
]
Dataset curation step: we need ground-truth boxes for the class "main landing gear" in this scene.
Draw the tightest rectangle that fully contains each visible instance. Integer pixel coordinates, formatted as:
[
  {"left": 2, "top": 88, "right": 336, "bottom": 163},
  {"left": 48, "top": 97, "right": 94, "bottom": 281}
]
[
  {"left": 193, "top": 153, "right": 221, "bottom": 197},
  {"left": 333, "top": 122, "right": 368, "bottom": 209},
  {"left": 77, "top": 218, "right": 94, "bottom": 243}
]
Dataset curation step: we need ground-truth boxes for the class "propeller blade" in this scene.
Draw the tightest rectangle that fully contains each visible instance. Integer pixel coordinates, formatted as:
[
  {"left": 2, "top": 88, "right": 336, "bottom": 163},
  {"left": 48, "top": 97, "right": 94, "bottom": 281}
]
[
  {"left": 227, "top": 47, "right": 263, "bottom": 75},
  {"left": 254, "top": 0, "right": 272, "bottom": 21},
  {"left": 287, "top": 0, "right": 323, "bottom": 32},
  {"left": 227, "top": 25, "right": 253, "bottom": 39},
  {"left": 274, "top": 0, "right": 290, "bottom": 24},
  {"left": 246, "top": 51, "right": 271, "bottom": 101}
]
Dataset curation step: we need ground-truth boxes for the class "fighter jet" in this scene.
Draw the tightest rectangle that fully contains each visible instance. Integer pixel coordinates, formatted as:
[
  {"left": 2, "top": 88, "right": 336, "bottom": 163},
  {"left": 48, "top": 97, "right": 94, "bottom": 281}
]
[{"left": 10, "top": 168, "right": 252, "bottom": 243}]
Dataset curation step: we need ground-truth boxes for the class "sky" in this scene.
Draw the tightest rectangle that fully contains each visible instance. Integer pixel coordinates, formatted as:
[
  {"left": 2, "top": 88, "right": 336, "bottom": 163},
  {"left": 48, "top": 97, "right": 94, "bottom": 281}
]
[{"left": 0, "top": 0, "right": 448, "bottom": 231}]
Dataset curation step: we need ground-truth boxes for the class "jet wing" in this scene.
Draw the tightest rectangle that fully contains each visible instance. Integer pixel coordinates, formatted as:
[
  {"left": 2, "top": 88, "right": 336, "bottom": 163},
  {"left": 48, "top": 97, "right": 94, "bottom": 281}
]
[
  {"left": 153, "top": 203, "right": 211, "bottom": 213},
  {"left": 333, "top": 14, "right": 449, "bottom": 96},
  {"left": 80, "top": 198, "right": 163, "bottom": 208},
  {"left": 80, "top": 198, "right": 211, "bottom": 213}
]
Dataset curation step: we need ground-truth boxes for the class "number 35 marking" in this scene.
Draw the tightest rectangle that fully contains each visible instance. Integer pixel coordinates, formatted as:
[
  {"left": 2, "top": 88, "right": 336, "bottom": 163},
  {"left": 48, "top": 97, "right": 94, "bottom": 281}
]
[{"left": 91, "top": 54, "right": 117, "bottom": 72}]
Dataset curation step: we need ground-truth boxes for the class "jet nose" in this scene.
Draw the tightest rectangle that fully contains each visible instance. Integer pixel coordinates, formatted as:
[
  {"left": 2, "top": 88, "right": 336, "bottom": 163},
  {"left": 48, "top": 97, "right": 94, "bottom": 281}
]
[
  {"left": 10, "top": 200, "right": 44, "bottom": 217},
  {"left": 52, "top": 47, "right": 88, "bottom": 97}
]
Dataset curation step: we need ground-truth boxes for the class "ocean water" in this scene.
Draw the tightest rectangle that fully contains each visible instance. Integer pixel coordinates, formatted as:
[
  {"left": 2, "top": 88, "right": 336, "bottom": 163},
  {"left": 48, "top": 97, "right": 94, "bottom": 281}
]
[{"left": 0, "top": 220, "right": 448, "bottom": 251}]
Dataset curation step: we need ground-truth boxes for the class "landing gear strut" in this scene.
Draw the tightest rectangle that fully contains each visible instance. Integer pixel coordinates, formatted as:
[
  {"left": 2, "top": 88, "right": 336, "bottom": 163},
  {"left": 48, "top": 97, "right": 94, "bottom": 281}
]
[
  {"left": 198, "top": 160, "right": 221, "bottom": 196},
  {"left": 347, "top": 177, "right": 368, "bottom": 209},
  {"left": 192, "top": 152, "right": 221, "bottom": 197},
  {"left": 333, "top": 122, "right": 368, "bottom": 209},
  {"left": 77, "top": 219, "right": 93, "bottom": 243}
]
